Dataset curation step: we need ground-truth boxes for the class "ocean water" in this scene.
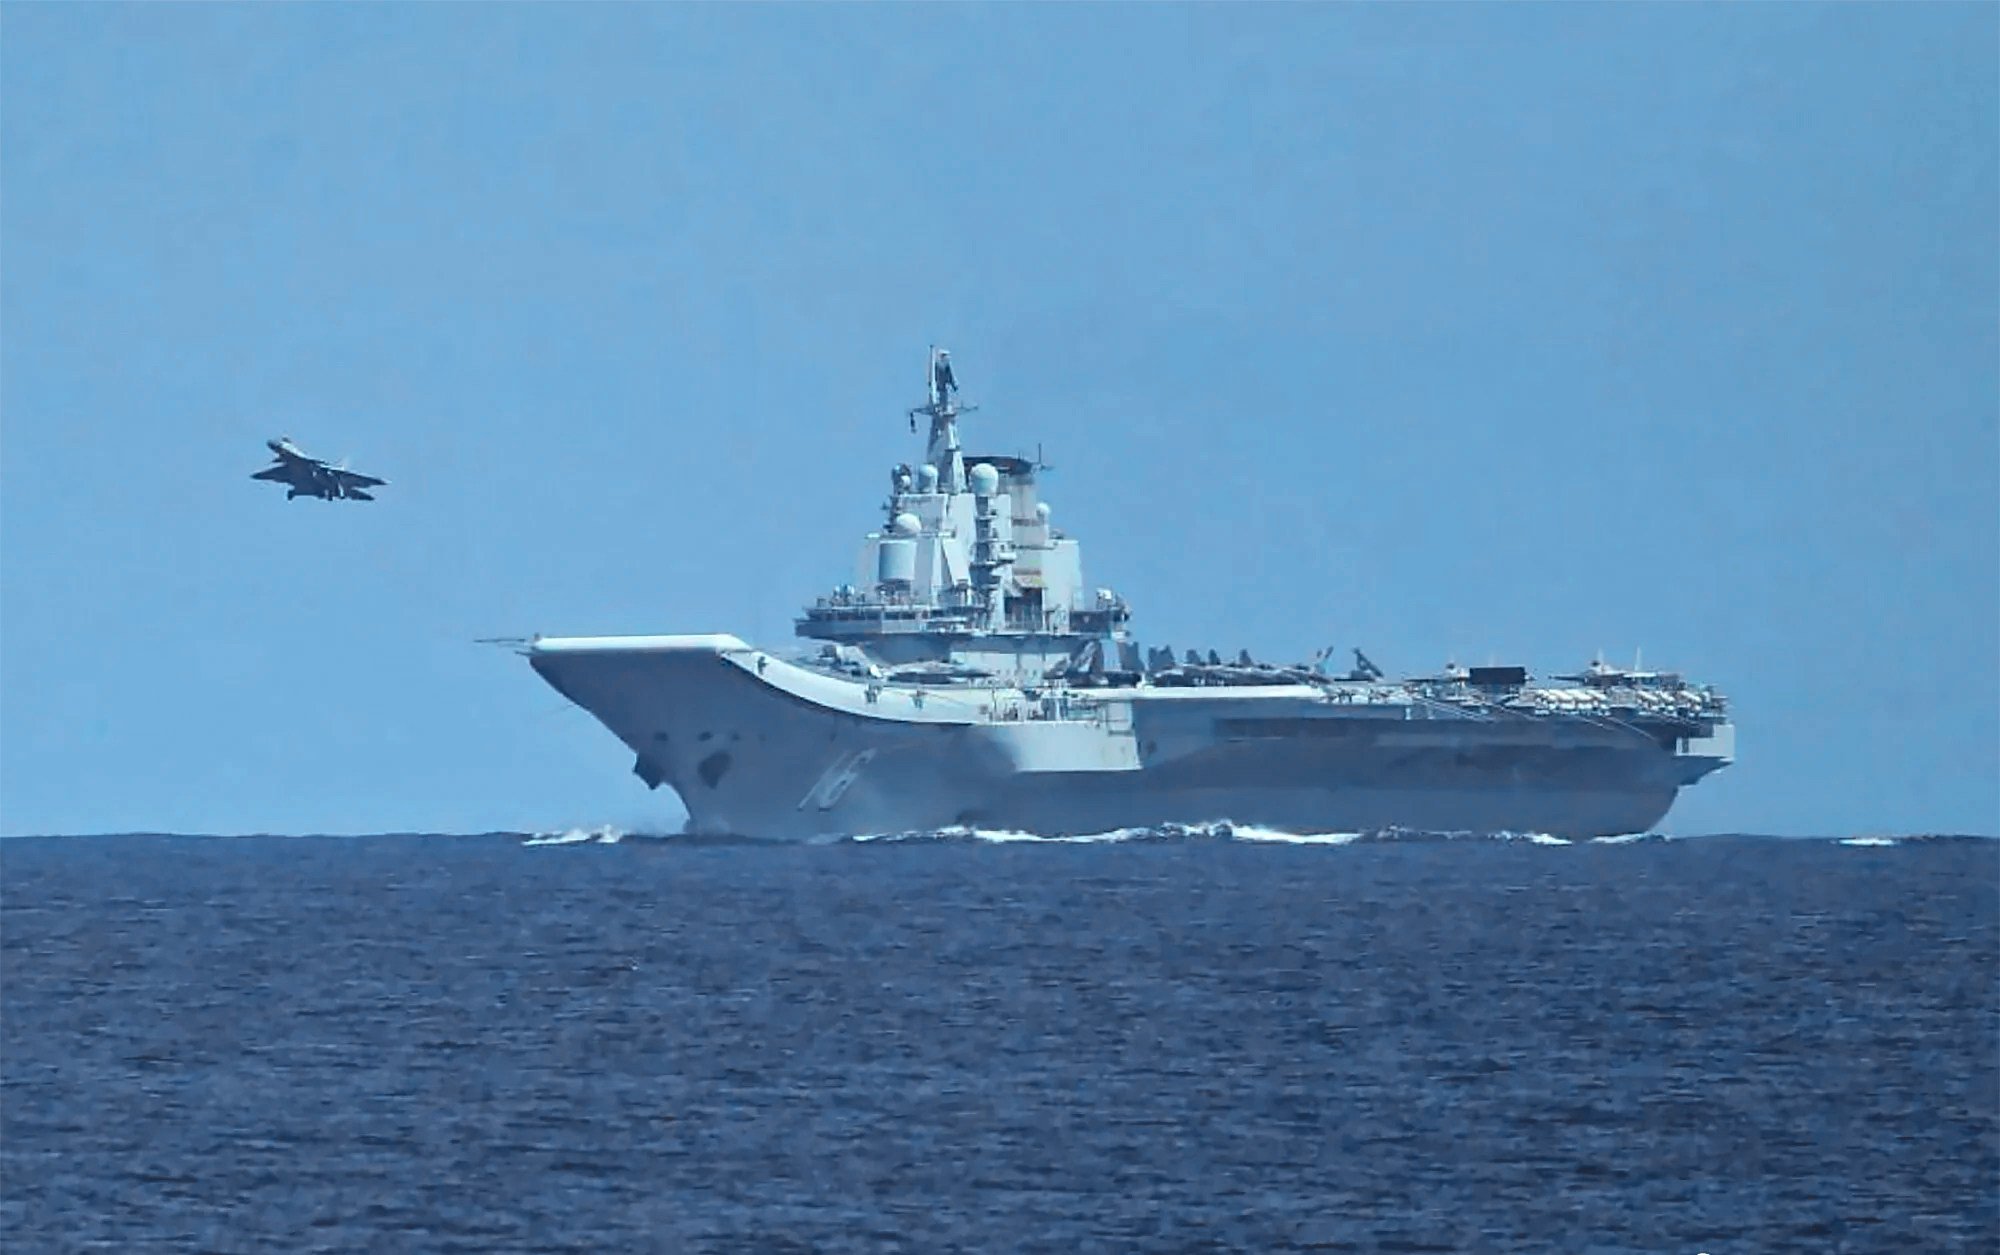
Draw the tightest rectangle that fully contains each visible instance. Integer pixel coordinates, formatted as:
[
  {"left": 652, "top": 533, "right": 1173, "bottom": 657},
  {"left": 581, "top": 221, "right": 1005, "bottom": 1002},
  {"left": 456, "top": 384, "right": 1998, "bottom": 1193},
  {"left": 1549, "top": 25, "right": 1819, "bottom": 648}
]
[{"left": 2, "top": 831, "right": 1994, "bottom": 1253}]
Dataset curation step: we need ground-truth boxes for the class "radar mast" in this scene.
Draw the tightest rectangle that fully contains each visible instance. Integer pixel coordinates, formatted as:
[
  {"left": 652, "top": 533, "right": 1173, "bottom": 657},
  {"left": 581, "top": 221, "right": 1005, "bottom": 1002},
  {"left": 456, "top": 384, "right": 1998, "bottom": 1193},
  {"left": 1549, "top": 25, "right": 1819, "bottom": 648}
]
[{"left": 908, "top": 345, "right": 975, "bottom": 494}]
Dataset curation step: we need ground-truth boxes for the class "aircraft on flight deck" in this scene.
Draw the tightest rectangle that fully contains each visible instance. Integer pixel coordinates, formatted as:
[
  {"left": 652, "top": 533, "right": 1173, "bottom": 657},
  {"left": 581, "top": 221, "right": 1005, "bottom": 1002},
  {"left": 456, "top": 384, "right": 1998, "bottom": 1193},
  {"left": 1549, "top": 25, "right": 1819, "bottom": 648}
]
[{"left": 251, "top": 437, "right": 387, "bottom": 501}]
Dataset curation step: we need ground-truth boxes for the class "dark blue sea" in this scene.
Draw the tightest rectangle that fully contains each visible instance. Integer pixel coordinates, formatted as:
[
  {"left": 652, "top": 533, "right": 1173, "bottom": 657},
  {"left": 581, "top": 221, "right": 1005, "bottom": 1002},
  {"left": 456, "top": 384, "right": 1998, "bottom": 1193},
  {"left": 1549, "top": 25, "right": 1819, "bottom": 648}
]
[{"left": 3, "top": 831, "right": 1994, "bottom": 1253}]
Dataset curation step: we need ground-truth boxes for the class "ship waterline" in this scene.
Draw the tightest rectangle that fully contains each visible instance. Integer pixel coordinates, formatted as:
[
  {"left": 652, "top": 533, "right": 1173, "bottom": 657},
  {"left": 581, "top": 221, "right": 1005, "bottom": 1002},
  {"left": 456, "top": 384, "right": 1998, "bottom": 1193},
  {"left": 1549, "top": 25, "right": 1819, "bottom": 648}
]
[{"left": 526, "top": 348, "right": 1732, "bottom": 840}]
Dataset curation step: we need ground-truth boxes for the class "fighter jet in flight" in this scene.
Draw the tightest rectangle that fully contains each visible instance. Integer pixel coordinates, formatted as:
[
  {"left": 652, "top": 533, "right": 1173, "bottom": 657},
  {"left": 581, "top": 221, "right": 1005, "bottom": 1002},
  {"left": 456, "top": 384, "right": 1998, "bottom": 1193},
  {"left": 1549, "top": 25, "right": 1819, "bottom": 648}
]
[{"left": 251, "top": 437, "right": 387, "bottom": 501}]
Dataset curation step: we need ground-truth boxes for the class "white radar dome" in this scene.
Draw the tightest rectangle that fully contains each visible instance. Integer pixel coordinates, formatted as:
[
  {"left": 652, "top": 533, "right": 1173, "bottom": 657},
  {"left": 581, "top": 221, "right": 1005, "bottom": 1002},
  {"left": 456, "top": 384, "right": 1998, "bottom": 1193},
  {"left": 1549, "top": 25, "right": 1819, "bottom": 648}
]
[
  {"left": 916, "top": 465, "right": 939, "bottom": 492},
  {"left": 968, "top": 464, "right": 1000, "bottom": 497},
  {"left": 1035, "top": 502, "right": 1051, "bottom": 522},
  {"left": 892, "top": 512, "right": 923, "bottom": 536}
]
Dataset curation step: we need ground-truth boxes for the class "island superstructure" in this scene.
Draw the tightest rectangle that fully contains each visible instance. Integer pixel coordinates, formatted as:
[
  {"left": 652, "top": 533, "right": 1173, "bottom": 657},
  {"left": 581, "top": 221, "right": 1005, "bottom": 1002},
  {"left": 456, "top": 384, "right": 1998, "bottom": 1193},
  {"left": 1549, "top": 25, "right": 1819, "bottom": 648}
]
[{"left": 527, "top": 348, "right": 1734, "bottom": 840}]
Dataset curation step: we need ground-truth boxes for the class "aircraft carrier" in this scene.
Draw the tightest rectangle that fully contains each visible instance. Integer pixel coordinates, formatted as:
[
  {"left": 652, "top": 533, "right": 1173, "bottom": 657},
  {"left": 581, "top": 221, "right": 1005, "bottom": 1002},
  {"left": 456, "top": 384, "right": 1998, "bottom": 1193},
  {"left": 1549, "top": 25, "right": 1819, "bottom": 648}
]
[{"left": 527, "top": 349, "right": 1733, "bottom": 840}]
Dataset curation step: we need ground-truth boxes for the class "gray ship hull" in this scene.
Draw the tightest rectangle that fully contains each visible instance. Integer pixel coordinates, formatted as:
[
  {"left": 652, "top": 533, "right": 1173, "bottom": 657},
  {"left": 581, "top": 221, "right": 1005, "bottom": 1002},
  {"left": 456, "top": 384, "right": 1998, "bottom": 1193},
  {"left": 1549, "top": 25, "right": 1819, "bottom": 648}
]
[
  {"left": 530, "top": 635, "right": 1729, "bottom": 841},
  {"left": 962, "top": 777, "right": 1677, "bottom": 840}
]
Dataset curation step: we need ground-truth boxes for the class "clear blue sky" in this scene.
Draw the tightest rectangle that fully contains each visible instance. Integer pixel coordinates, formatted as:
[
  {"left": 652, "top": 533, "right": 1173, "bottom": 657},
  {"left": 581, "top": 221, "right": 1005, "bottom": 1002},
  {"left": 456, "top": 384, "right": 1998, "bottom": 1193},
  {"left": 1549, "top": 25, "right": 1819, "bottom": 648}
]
[{"left": 3, "top": 4, "right": 1994, "bottom": 837}]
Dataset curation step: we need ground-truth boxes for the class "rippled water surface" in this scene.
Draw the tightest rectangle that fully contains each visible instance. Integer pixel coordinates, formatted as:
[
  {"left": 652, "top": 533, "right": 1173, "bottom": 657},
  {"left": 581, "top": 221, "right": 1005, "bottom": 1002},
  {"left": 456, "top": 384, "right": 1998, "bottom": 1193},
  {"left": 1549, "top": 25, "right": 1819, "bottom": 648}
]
[{"left": 4, "top": 833, "right": 1995, "bottom": 1252}]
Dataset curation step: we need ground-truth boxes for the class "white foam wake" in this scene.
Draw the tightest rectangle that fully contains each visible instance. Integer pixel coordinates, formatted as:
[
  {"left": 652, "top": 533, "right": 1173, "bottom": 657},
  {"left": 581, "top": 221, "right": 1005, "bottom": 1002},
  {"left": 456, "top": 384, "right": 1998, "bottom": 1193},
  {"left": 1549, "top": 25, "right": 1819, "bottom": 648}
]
[
  {"left": 964, "top": 826, "right": 1052, "bottom": 844},
  {"left": 1838, "top": 836, "right": 1899, "bottom": 847},
  {"left": 524, "top": 825, "right": 626, "bottom": 847},
  {"left": 853, "top": 825, "right": 1156, "bottom": 844},
  {"left": 857, "top": 822, "right": 1370, "bottom": 845},
  {"left": 1229, "top": 825, "right": 1365, "bottom": 846},
  {"left": 849, "top": 823, "right": 1621, "bottom": 846},
  {"left": 856, "top": 823, "right": 1210, "bottom": 844}
]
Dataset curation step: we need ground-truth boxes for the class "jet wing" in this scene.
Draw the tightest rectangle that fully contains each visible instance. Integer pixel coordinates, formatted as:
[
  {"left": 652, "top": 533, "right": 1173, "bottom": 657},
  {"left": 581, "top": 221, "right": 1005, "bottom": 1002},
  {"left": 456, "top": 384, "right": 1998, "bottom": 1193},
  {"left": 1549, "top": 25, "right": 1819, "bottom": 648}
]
[
  {"left": 331, "top": 468, "right": 386, "bottom": 490},
  {"left": 251, "top": 465, "right": 292, "bottom": 482}
]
